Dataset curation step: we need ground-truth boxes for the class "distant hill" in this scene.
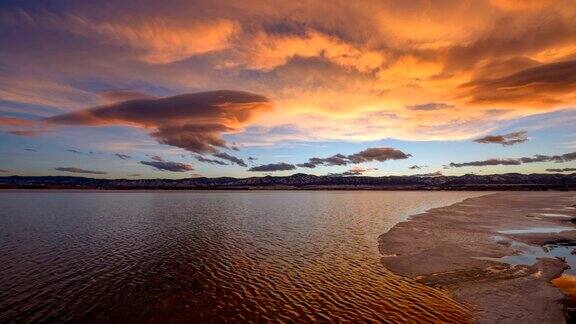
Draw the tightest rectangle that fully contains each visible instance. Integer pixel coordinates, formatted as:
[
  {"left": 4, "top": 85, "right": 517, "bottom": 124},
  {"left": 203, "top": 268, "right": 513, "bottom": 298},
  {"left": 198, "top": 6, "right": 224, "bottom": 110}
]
[{"left": 1, "top": 173, "right": 575, "bottom": 190}]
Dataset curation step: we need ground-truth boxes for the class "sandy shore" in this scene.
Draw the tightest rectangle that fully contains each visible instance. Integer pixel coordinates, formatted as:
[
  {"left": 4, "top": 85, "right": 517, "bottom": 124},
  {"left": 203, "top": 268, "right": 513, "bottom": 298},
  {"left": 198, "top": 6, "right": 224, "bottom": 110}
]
[{"left": 379, "top": 192, "right": 576, "bottom": 323}]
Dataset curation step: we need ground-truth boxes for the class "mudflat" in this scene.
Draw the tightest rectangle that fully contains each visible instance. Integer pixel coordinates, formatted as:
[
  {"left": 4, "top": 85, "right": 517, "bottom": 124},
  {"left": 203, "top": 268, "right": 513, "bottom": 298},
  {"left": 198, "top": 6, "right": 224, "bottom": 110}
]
[{"left": 379, "top": 192, "right": 576, "bottom": 323}]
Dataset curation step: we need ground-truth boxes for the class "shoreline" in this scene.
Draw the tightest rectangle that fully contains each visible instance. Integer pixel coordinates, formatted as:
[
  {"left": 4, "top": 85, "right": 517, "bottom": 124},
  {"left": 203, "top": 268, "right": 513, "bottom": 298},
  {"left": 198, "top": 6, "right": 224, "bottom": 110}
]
[
  {"left": 0, "top": 186, "right": 574, "bottom": 191},
  {"left": 379, "top": 192, "right": 576, "bottom": 322}
]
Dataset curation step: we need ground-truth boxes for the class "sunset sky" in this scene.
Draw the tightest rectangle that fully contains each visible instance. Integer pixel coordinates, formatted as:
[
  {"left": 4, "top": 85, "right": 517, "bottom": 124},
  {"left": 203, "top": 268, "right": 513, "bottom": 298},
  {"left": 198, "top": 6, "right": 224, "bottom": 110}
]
[{"left": 1, "top": 0, "right": 575, "bottom": 178}]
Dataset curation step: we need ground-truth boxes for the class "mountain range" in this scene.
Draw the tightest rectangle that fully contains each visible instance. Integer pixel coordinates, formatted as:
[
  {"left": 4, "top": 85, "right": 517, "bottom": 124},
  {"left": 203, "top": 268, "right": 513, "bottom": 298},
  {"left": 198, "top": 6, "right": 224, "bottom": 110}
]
[{"left": 1, "top": 173, "right": 575, "bottom": 190}]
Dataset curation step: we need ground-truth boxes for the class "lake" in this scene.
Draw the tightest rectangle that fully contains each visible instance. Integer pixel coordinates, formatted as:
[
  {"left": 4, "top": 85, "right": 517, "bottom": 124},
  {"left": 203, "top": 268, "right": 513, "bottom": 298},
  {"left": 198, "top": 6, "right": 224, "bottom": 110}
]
[{"left": 0, "top": 190, "right": 482, "bottom": 322}]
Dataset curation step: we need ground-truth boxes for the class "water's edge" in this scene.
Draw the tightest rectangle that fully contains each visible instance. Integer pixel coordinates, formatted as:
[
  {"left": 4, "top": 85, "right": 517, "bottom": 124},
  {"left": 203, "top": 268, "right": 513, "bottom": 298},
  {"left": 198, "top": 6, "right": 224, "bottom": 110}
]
[{"left": 378, "top": 192, "right": 576, "bottom": 323}]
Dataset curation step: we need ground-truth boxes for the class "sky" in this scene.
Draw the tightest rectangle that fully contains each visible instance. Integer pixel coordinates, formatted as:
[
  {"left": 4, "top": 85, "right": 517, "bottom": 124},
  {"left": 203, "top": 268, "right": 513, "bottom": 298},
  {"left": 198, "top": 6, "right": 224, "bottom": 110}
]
[{"left": 0, "top": 0, "right": 575, "bottom": 179}]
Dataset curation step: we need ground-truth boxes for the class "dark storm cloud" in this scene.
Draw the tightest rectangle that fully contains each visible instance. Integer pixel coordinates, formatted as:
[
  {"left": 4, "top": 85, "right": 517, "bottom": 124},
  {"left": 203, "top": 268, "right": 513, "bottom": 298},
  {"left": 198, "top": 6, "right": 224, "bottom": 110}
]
[
  {"left": 114, "top": 153, "right": 131, "bottom": 160},
  {"left": 298, "top": 147, "right": 411, "bottom": 168},
  {"left": 473, "top": 131, "right": 528, "bottom": 146},
  {"left": 46, "top": 90, "right": 271, "bottom": 154},
  {"left": 140, "top": 160, "right": 194, "bottom": 172},
  {"left": 213, "top": 152, "right": 247, "bottom": 167},
  {"left": 462, "top": 59, "right": 576, "bottom": 105},
  {"left": 248, "top": 162, "right": 296, "bottom": 172},
  {"left": 193, "top": 155, "right": 228, "bottom": 165},
  {"left": 546, "top": 168, "right": 576, "bottom": 173},
  {"left": 449, "top": 151, "right": 576, "bottom": 168},
  {"left": 55, "top": 167, "right": 107, "bottom": 175},
  {"left": 406, "top": 102, "right": 455, "bottom": 111}
]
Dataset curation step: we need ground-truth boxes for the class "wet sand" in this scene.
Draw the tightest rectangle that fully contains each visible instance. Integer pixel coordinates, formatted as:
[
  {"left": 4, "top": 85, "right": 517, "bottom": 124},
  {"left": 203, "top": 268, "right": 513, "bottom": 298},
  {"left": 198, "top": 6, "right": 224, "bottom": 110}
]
[{"left": 379, "top": 192, "right": 576, "bottom": 323}]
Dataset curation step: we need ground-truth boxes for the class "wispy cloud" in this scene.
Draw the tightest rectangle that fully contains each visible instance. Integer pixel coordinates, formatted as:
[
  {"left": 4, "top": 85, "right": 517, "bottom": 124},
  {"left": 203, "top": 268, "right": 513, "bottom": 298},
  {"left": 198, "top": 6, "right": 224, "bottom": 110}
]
[
  {"left": 140, "top": 160, "right": 194, "bottom": 172},
  {"left": 194, "top": 155, "right": 228, "bottom": 165},
  {"left": 328, "top": 167, "right": 378, "bottom": 177},
  {"left": 248, "top": 162, "right": 296, "bottom": 172},
  {"left": 54, "top": 167, "right": 106, "bottom": 175},
  {"left": 213, "top": 152, "right": 247, "bottom": 167},
  {"left": 406, "top": 102, "right": 455, "bottom": 111},
  {"left": 473, "top": 131, "right": 528, "bottom": 146},
  {"left": 149, "top": 155, "right": 164, "bottom": 162},
  {"left": 114, "top": 153, "right": 131, "bottom": 160},
  {"left": 449, "top": 151, "right": 576, "bottom": 168},
  {"left": 298, "top": 147, "right": 411, "bottom": 168},
  {"left": 546, "top": 168, "right": 576, "bottom": 173},
  {"left": 413, "top": 171, "right": 443, "bottom": 177},
  {"left": 0, "top": 117, "right": 34, "bottom": 126},
  {"left": 462, "top": 60, "right": 576, "bottom": 106}
]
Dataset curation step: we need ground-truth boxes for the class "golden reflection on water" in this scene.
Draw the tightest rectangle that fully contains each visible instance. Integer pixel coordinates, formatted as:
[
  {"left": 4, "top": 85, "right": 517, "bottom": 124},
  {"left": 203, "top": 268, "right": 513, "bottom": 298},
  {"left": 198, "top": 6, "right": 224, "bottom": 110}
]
[
  {"left": 0, "top": 191, "right": 480, "bottom": 322},
  {"left": 552, "top": 274, "right": 576, "bottom": 307}
]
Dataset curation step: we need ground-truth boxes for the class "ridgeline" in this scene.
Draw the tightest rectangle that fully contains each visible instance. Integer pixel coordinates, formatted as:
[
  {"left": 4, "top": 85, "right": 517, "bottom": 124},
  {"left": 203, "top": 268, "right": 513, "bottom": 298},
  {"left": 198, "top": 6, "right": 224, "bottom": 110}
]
[{"left": 1, "top": 173, "right": 575, "bottom": 190}]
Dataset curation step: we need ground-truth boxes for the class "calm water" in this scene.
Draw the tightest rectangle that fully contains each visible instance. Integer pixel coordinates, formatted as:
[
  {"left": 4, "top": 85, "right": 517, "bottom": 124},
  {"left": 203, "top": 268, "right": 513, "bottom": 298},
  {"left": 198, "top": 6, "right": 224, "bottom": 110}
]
[{"left": 0, "top": 190, "right": 482, "bottom": 323}]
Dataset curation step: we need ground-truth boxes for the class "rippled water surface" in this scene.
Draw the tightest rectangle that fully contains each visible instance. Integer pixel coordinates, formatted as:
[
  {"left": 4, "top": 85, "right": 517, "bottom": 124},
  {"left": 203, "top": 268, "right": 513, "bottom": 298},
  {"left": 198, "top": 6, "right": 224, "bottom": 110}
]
[{"left": 0, "top": 190, "right": 482, "bottom": 323}]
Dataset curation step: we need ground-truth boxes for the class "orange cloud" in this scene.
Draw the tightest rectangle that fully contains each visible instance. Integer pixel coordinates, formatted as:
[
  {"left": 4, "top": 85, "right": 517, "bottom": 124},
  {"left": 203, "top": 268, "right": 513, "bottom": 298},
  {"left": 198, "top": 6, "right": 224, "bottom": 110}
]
[
  {"left": 238, "top": 30, "right": 386, "bottom": 72},
  {"left": 0, "top": 117, "right": 33, "bottom": 127},
  {"left": 461, "top": 59, "right": 576, "bottom": 106},
  {"left": 2, "top": 0, "right": 576, "bottom": 147},
  {"left": 489, "top": 0, "right": 554, "bottom": 11},
  {"left": 79, "top": 18, "right": 239, "bottom": 64},
  {"left": 0, "top": 117, "right": 44, "bottom": 137},
  {"left": 1, "top": 10, "right": 239, "bottom": 64}
]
